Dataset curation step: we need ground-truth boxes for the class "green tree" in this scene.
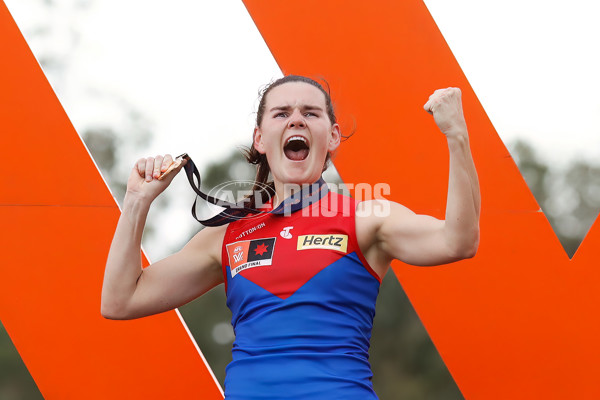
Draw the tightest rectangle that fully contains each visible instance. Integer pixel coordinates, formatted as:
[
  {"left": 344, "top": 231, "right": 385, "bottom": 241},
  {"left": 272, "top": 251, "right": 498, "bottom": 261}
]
[
  {"left": 509, "top": 139, "right": 600, "bottom": 257},
  {"left": 0, "top": 323, "right": 43, "bottom": 400}
]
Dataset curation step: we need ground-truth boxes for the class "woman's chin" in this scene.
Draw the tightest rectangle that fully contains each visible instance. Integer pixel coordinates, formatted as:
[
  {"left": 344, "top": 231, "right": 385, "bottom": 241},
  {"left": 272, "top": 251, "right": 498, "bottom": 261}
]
[{"left": 277, "top": 165, "right": 321, "bottom": 185}]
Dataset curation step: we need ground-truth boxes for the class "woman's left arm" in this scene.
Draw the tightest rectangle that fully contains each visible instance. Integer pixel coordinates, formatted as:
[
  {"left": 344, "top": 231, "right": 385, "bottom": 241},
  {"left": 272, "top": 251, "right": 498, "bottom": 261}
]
[{"left": 358, "top": 88, "right": 480, "bottom": 274}]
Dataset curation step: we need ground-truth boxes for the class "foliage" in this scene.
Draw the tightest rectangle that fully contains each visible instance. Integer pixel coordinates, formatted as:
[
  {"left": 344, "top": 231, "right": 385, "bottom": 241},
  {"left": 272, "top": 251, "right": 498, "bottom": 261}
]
[
  {"left": 509, "top": 140, "right": 600, "bottom": 257},
  {"left": 0, "top": 323, "right": 43, "bottom": 399}
]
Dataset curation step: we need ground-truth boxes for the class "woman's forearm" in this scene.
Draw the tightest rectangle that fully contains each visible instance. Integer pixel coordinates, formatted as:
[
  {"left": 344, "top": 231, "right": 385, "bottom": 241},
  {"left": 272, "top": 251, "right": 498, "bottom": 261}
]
[
  {"left": 101, "top": 193, "right": 152, "bottom": 318},
  {"left": 444, "top": 129, "right": 480, "bottom": 258}
]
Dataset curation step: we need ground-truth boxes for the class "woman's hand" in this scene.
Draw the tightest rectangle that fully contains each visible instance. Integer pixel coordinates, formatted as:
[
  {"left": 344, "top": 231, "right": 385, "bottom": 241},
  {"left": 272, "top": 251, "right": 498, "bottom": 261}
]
[
  {"left": 126, "top": 154, "right": 186, "bottom": 203},
  {"left": 423, "top": 87, "right": 468, "bottom": 138}
]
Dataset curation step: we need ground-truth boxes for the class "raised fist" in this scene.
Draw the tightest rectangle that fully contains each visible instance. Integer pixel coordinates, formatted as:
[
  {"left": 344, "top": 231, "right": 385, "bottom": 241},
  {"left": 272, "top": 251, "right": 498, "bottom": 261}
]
[
  {"left": 126, "top": 154, "right": 186, "bottom": 202},
  {"left": 423, "top": 87, "right": 467, "bottom": 137}
]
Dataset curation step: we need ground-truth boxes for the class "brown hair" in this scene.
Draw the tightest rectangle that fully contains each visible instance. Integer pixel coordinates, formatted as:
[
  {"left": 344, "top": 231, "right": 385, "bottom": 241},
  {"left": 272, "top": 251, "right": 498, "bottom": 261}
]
[{"left": 243, "top": 75, "right": 338, "bottom": 207}]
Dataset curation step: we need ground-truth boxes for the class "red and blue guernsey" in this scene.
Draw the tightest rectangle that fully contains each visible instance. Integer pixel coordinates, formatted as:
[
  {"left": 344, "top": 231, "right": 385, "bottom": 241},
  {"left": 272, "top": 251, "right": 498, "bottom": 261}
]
[{"left": 221, "top": 181, "right": 382, "bottom": 399}]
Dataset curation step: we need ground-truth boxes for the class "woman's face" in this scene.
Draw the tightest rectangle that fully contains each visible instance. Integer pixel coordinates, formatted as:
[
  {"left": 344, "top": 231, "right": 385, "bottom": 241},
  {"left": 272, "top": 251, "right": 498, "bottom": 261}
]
[{"left": 254, "top": 81, "right": 340, "bottom": 186}]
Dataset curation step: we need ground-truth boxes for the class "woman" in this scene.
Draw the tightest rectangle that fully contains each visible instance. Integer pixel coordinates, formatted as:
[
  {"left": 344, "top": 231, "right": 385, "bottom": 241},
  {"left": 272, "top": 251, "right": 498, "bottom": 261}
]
[{"left": 101, "top": 75, "right": 480, "bottom": 399}]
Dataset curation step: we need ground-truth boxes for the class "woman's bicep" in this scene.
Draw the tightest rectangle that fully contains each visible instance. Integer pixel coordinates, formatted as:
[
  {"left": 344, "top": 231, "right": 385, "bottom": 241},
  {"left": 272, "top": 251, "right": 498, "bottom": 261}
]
[
  {"left": 124, "top": 225, "right": 226, "bottom": 319},
  {"left": 372, "top": 201, "right": 458, "bottom": 266}
]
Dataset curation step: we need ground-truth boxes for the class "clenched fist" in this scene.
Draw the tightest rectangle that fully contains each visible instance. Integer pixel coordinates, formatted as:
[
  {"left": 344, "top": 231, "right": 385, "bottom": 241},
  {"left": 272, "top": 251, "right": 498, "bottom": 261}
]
[
  {"left": 423, "top": 87, "right": 468, "bottom": 137},
  {"left": 126, "top": 154, "right": 186, "bottom": 203}
]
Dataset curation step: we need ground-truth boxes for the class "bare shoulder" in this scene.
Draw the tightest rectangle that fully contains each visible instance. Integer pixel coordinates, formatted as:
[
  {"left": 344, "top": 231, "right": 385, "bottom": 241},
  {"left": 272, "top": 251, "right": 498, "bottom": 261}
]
[
  {"left": 142, "top": 223, "right": 229, "bottom": 292},
  {"left": 355, "top": 199, "right": 414, "bottom": 279},
  {"left": 181, "top": 223, "right": 229, "bottom": 265},
  {"left": 356, "top": 199, "right": 449, "bottom": 271},
  {"left": 355, "top": 199, "right": 416, "bottom": 241}
]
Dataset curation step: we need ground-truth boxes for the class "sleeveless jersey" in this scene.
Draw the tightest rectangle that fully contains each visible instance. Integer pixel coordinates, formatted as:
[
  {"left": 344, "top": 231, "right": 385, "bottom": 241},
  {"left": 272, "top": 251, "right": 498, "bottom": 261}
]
[{"left": 221, "top": 190, "right": 381, "bottom": 399}]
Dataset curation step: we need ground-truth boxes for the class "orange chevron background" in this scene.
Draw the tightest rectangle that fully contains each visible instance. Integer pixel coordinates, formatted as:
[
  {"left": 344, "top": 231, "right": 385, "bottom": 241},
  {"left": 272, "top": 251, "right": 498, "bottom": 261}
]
[
  {"left": 1, "top": 0, "right": 599, "bottom": 398},
  {"left": 242, "top": 0, "right": 600, "bottom": 398},
  {"left": 0, "top": 1, "right": 223, "bottom": 398}
]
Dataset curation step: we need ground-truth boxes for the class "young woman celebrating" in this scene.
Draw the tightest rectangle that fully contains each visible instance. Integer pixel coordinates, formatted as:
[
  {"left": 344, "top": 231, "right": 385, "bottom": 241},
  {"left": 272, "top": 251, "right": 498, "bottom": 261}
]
[{"left": 101, "top": 75, "right": 480, "bottom": 399}]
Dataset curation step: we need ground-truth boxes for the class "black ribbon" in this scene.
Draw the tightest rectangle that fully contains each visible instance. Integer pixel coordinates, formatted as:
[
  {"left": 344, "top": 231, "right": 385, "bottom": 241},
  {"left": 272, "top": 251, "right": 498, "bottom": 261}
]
[{"left": 179, "top": 153, "right": 329, "bottom": 227}]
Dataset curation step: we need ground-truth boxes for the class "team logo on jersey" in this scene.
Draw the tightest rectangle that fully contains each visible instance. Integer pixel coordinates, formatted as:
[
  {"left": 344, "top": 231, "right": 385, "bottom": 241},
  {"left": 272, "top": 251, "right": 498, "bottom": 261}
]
[
  {"left": 226, "top": 237, "right": 276, "bottom": 277},
  {"left": 296, "top": 234, "right": 348, "bottom": 253}
]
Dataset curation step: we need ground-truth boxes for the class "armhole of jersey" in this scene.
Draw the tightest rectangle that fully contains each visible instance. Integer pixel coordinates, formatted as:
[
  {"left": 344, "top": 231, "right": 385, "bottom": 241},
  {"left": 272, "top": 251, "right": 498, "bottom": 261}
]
[
  {"left": 349, "top": 198, "right": 382, "bottom": 284},
  {"left": 221, "top": 224, "right": 232, "bottom": 293}
]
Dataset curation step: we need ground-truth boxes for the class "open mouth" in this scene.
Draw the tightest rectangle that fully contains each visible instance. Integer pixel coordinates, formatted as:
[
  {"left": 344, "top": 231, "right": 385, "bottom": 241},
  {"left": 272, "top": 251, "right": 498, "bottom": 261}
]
[{"left": 283, "top": 136, "right": 310, "bottom": 161}]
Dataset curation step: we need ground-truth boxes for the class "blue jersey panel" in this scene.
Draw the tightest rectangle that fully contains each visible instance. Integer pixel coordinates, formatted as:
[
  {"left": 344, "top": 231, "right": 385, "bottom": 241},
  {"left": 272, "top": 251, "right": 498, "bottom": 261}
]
[{"left": 224, "top": 252, "right": 380, "bottom": 399}]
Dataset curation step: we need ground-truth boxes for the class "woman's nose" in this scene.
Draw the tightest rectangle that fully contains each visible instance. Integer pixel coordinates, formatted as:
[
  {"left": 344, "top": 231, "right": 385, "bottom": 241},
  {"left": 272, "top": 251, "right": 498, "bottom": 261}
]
[{"left": 287, "top": 109, "right": 305, "bottom": 129}]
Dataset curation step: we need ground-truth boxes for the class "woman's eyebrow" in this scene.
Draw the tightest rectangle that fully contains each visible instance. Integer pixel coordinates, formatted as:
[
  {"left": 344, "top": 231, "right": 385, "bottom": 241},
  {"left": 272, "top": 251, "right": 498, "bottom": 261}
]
[
  {"left": 303, "top": 105, "right": 324, "bottom": 111},
  {"left": 269, "top": 104, "right": 324, "bottom": 112},
  {"left": 270, "top": 105, "right": 291, "bottom": 112}
]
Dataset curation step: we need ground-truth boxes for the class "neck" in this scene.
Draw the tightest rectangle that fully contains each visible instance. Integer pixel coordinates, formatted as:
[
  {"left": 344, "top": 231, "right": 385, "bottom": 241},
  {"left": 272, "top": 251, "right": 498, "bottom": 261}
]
[
  {"left": 272, "top": 177, "right": 322, "bottom": 209},
  {"left": 272, "top": 181, "right": 298, "bottom": 209}
]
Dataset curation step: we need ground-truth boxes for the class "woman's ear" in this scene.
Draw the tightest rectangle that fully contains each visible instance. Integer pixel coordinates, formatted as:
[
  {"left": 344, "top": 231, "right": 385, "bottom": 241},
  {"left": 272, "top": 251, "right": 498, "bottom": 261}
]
[
  {"left": 253, "top": 127, "right": 266, "bottom": 154},
  {"left": 328, "top": 124, "right": 341, "bottom": 152}
]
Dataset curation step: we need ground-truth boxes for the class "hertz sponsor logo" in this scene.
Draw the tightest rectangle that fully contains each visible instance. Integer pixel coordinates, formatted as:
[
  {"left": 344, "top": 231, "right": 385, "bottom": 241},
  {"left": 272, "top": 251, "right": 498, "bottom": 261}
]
[{"left": 297, "top": 234, "right": 348, "bottom": 253}]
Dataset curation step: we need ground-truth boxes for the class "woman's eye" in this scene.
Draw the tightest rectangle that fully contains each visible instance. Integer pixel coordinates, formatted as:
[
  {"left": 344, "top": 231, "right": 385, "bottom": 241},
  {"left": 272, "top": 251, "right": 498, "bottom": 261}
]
[
  {"left": 275, "top": 112, "right": 288, "bottom": 118},
  {"left": 304, "top": 112, "right": 316, "bottom": 117}
]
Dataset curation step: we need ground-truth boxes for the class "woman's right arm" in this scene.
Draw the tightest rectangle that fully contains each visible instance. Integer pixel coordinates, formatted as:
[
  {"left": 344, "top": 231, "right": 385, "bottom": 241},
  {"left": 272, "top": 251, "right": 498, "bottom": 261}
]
[{"left": 101, "top": 155, "right": 225, "bottom": 320}]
